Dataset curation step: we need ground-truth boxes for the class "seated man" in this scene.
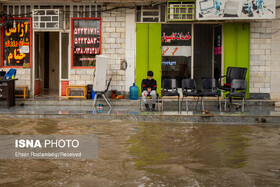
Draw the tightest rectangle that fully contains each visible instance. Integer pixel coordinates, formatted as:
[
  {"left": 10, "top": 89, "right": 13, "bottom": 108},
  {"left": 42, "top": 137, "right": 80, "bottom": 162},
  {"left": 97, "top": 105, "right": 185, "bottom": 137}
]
[{"left": 141, "top": 71, "right": 157, "bottom": 111}]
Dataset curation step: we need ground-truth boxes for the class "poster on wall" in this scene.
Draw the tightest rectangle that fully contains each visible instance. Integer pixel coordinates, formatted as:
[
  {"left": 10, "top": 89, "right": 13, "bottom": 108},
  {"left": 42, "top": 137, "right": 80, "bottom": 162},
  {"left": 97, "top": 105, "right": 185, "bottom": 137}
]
[
  {"left": 71, "top": 18, "right": 101, "bottom": 68},
  {"left": 196, "top": 0, "right": 275, "bottom": 20},
  {"left": 1, "top": 18, "right": 32, "bottom": 67}
]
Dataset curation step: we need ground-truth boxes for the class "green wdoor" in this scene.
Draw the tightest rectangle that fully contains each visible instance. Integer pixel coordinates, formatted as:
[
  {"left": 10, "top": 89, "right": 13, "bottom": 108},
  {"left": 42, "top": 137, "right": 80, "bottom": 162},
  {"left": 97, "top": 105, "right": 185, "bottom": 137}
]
[
  {"left": 224, "top": 23, "right": 250, "bottom": 97},
  {"left": 136, "top": 23, "right": 162, "bottom": 96}
]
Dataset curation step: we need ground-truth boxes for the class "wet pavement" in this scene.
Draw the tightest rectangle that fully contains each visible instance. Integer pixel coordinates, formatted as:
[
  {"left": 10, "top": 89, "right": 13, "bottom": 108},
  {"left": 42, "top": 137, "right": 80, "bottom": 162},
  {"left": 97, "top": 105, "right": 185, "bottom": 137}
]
[
  {"left": 0, "top": 117, "right": 280, "bottom": 186},
  {"left": 0, "top": 102, "right": 280, "bottom": 124}
]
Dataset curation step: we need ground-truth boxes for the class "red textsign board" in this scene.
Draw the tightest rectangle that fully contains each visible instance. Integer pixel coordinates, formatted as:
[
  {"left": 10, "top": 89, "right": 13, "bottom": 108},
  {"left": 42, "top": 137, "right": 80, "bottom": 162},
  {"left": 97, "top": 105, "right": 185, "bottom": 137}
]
[
  {"left": 1, "top": 17, "right": 32, "bottom": 67},
  {"left": 71, "top": 18, "right": 101, "bottom": 68}
]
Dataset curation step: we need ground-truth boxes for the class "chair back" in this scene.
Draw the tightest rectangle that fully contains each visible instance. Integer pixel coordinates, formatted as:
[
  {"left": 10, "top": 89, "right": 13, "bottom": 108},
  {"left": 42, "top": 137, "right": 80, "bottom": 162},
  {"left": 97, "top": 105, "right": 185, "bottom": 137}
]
[
  {"left": 202, "top": 78, "right": 218, "bottom": 91},
  {"left": 182, "top": 79, "right": 196, "bottom": 93},
  {"left": 226, "top": 67, "right": 247, "bottom": 84},
  {"left": 162, "top": 79, "right": 177, "bottom": 92},
  {"left": 105, "top": 78, "right": 112, "bottom": 92},
  {"left": 230, "top": 79, "right": 247, "bottom": 94}
]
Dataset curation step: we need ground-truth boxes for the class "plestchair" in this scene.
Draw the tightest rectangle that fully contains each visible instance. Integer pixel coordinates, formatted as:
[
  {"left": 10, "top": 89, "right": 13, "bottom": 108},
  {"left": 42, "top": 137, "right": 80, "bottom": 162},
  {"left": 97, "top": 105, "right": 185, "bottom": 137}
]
[
  {"left": 181, "top": 79, "right": 204, "bottom": 111},
  {"left": 202, "top": 78, "right": 221, "bottom": 112},
  {"left": 93, "top": 78, "right": 113, "bottom": 108},
  {"left": 225, "top": 79, "right": 247, "bottom": 112},
  {"left": 161, "top": 79, "right": 180, "bottom": 112}
]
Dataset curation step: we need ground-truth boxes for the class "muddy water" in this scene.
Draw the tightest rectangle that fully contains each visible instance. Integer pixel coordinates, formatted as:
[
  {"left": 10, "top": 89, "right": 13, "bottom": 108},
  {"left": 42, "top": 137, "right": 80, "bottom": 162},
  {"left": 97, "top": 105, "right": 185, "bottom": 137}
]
[{"left": 0, "top": 117, "right": 280, "bottom": 187}]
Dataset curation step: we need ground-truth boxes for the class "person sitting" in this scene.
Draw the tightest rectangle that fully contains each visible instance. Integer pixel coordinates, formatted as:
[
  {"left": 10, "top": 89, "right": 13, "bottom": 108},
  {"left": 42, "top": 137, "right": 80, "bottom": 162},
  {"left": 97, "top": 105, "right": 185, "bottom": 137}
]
[{"left": 141, "top": 71, "right": 157, "bottom": 111}]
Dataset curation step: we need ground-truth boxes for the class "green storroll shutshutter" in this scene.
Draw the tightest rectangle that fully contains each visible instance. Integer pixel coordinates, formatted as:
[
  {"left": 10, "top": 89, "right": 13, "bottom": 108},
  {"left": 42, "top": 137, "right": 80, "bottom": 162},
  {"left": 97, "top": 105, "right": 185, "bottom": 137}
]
[
  {"left": 136, "top": 23, "right": 162, "bottom": 96},
  {"left": 224, "top": 23, "right": 250, "bottom": 97}
]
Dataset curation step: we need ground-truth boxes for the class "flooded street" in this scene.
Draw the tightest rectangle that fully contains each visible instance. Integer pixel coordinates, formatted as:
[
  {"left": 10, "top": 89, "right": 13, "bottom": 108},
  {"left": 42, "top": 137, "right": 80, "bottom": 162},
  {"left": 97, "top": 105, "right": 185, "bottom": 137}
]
[{"left": 0, "top": 117, "right": 280, "bottom": 186}]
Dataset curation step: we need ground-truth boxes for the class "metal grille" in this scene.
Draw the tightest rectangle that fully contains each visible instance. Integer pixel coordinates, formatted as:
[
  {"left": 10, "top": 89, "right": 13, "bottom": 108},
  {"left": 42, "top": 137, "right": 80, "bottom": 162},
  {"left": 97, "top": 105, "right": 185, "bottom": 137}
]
[
  {"left": 136, "top": 5, "right": 166, "bottom": 23},
  {"left": 2, "top": 4, "right": 102, "bottom": 31},
  {"left": 33, "top": 9, "right": 61, "bottom": 30},
  {"left": 167, "top": 1, "right": 196, "bottom": 21}
]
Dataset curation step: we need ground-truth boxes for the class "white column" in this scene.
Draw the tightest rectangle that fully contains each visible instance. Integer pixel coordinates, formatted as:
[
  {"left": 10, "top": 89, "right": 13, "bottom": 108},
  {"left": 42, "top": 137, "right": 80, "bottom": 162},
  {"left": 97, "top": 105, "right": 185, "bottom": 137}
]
[
  {"left": 271, "top": 1, "right": 280, "bottom": 100},
  {"left": 125, "top": 8, "right": 136, "bottom": 91}
]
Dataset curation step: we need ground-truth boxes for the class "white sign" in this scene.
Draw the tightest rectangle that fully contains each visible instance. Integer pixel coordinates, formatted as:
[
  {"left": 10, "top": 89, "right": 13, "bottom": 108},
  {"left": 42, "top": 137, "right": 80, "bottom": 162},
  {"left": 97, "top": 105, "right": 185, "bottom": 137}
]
[
  {"left": 19, "top": 46, "right": 29, "bottom": 53},
  {"left": 197, "top": 0, "right": 275, "bottom": 20},
  {"left": 162, "top": 46, "right": 192, "bottom": 57}
]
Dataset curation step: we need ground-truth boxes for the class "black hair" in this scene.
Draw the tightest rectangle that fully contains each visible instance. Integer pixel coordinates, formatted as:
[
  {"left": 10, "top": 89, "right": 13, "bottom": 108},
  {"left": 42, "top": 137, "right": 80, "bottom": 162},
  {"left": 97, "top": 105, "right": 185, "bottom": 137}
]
[{"left": 147, "top": 71, "right": 154, "bottom": 77}]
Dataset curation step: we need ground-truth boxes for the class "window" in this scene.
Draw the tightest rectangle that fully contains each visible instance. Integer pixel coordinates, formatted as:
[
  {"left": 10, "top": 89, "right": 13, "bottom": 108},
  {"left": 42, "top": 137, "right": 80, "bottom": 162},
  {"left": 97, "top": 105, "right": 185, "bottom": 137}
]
[
  {"left": 136, "top": 5, "right": 166, "bottom": 22},
  {"left": 33, "top": 9, "right": 61, "bottom": 30},
  {"left": 61, "top": 33, "right": 69, "bottom": 79},
  {"left": 2, "top": 4, "right": 102, "bottom": 31},
  {"left": 167, "top": 1, "right": 196, "bottom": 21}
]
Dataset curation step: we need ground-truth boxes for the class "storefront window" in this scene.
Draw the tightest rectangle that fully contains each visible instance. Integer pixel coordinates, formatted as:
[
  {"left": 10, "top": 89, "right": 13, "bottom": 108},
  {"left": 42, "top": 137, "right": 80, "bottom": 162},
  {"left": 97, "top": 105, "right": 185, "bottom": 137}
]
[
  {"left": 161, "top": 24, "right": 192, "bottom": 87},
  {"left": 71, "top": 18, "right": 101, "bottom": 68},
  {"left": 1, "top": 18, "right": 32, "bottom": 67}
]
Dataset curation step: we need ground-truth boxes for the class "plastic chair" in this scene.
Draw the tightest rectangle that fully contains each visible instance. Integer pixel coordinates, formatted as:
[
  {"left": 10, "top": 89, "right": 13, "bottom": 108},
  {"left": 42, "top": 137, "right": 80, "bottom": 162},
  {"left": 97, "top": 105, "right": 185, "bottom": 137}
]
[
  {"left": 225, "top": 79, "right": 247, "bottom": 112},
  {"left": 202, "top": 78, "right": 221, "bottom": 112},
  {"left": 161, "top": 79, "right": 180, "bottom": 112},
  {"left": 4, "top": 68, "right": 17, "bottom": 80},
  {"left": 93, "top": 78, "right": 113, "bottom": 108},
  {"left": 181, "top": 79, "right": 204, "bottom": 111},
  {"left": 218, "top": 67, "right": 247, "bottom": 92}
]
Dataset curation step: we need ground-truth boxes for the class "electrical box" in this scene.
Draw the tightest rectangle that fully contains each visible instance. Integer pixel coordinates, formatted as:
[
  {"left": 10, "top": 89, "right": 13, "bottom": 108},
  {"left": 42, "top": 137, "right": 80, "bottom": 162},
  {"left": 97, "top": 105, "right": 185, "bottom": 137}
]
[{"left": 94, "top": 55, "right": 108, "bottom": 91}]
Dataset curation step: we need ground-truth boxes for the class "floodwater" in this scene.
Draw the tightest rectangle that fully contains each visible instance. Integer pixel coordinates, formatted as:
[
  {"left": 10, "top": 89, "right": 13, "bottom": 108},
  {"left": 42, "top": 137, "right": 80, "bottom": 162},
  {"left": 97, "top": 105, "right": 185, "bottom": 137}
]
[{"left": 0, "top": 117, "right": 280, "bottom": 187}]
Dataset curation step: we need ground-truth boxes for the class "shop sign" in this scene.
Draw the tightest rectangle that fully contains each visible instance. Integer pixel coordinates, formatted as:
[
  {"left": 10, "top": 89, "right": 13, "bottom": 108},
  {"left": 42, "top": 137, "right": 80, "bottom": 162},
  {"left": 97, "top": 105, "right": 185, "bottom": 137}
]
[
  {"left": 162, "top": 61, "right": 177, "bottom": 66},
  {"left": 71, "top": 18, "right": 101, "bottom": 68},
  {"left": 1, "top": 18, "right": 32, "bottom": 67},
  {"left": 197, "top": 0, "right": 275, "bottom": 20},
  {"left": 162, "top": 46, "right": 192, "bottom": 57},
  {"left": 162, "top": 24, "right": 192, "bottom": 57}
]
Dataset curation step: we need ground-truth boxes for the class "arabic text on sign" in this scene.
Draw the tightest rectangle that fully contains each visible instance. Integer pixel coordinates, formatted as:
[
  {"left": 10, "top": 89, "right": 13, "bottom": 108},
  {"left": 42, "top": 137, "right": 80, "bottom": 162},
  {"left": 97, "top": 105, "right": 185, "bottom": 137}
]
[
  {"left": 162, "top": 32, "right": 191, "bottom": 43},
  {"left": 74, "top": 37, "right": 99, "bottom": 45},
  {"left": 5, "top": 22, "right": 29, "bottom": 37},
  {"left": 74, "top": 28, "right": 99, "bottom": 35},
  {"left": 74, "top": 47, "right": 100, "bottom": 55},
  {"left": 5, "top": 38, "right": 29, "bottom": 47},
  {"left": 162, "top": 61, "right": 177, "bottom": 66},
  {"left": 8, "top": 49, "right": 26, "bottom": 64}
]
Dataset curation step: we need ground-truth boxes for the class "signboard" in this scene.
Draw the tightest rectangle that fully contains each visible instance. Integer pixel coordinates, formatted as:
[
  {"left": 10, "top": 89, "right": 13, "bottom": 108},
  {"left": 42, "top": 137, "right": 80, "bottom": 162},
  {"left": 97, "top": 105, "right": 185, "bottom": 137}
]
[
  {"left": 71, "top": 18, "right": 101, "bottom": 68},
  {"left": 1, "top": 18, "right": 32, "bottom": 67},
  {"left": 161, "top": 24, "right": 192, "bottom": 84},
  {"left": 162, "top": 24, "right": 192, "bottom": 57},
  {"left": 197, "top": 0, "right": 275, "bottom": 20}
]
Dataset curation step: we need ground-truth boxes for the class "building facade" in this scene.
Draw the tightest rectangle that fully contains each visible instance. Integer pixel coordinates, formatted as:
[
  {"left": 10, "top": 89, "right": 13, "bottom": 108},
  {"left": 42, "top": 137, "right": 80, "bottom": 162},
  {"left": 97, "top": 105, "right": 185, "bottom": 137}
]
[{"left": 0, "top": 0, "right": 279, "bottom": 100}]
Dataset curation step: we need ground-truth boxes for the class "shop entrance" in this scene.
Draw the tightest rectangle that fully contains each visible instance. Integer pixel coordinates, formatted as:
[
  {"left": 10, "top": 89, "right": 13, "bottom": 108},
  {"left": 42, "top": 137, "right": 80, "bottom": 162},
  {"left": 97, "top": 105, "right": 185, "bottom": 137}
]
[
  {"left": 35, "top": 32, "right": 59, "bottom": 96},
  {"left": 194, "top": 24, "right": 222, "bottom": 89}
]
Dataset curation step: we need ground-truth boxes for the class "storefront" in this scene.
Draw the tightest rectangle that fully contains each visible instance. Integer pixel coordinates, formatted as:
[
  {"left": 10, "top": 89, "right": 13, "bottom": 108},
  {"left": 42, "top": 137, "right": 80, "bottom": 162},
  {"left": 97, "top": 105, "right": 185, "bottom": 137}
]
[
  {"left": 135, "top": 0, "right": 275, "bottom": 97},
  {"left": 1, "top": 3, "right": 104, "bottom": 97},
  {"left": 0, "top": 0, "right": 278, "bottom": 99}
]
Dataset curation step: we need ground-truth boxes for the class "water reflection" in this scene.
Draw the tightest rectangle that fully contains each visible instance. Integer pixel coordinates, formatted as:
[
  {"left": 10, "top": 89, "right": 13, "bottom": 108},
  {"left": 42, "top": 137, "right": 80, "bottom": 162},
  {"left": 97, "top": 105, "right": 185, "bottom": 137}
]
[
  {"left": 128, "top": 123, "right": 169, "bottom": 174},
  {"left": 0, "top": 117, "right": 280, "bottom": 186},
  {"left": 128, "top": 123, "right": 280, "bottom": 186}
]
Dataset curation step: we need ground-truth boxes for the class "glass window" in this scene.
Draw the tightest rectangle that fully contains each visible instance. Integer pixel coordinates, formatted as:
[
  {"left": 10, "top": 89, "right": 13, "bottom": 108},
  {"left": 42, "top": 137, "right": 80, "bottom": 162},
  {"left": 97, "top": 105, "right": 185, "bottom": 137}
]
[
  {"left": 136, "top": 5, "right": 166, "bottom": 22},
  {"left": 97, "top": 5, "right": 101, "bottom": 17},
  {"left": 91, "top": 5, "right": 96, "bottom": 17},
  {"left": 62, "top": 33, "right": 69, "bottom": 79},
  {"left": 73, "top": 6, "right": 77, "bottom": 17},
  {"left": 65, "top": 6, "right": 70, "bottom": 30},
  {"left": 161, "top": 24, "right": 192, "bottom": 87}
]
